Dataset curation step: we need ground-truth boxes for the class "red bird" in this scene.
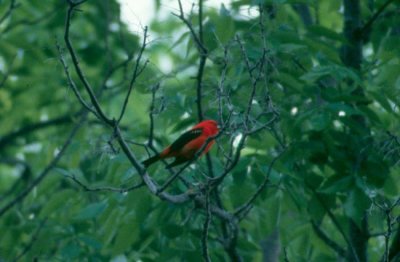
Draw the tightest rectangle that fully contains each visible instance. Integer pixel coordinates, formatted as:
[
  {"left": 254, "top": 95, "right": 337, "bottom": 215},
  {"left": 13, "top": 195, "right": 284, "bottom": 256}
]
[{"left": 142, "top": 120, "right": 219, "bottom": 168}]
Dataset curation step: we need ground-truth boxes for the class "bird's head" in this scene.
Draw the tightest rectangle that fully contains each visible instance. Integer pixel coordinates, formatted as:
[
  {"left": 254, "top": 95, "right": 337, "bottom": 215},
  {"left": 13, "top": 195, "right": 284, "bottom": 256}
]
[{"left": 195, "top": 120, "right": 219, "bottom": 136}]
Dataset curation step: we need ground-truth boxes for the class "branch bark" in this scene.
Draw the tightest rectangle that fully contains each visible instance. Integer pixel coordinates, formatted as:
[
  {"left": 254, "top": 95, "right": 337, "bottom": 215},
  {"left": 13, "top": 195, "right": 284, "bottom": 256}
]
[
  {"left": 64, "top": 1, "right": 112, "bottom": 125},
  {"left": 311, "top": 220, "right": 346, "bottom": 257}
]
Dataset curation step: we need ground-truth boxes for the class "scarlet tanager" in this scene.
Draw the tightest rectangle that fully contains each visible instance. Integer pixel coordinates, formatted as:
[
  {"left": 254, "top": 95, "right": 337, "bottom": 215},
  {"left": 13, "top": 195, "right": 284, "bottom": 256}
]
[{"left": 142, "top": 120, "right": 219, "bottom": 168}]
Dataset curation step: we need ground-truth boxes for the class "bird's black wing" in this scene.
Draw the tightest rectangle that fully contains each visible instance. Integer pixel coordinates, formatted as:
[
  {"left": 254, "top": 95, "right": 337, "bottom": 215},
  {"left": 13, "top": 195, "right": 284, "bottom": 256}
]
[{"left": 169, "top": 128, "right": 203, "bottom": 152}]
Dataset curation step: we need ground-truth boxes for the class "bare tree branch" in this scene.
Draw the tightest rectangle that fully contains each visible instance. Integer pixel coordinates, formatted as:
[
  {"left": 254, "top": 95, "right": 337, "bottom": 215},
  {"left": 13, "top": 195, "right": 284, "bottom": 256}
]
[
  {"left": 143, "top": 85, "right": 193, "bottom": 189},
  {"left": 208, "top": 6, "right": 275, "bottom": 189},
  {"left": 56, "top": 41, "right": 100, "bottom": 117},
  {"left": 114, "top": 124, "right": 236, "bottom": 224},
  {"left": 173, "top": 0, "right": 207, "bottom": 55},
  {"left": 147, "top": 84, "right": 160, "bottom": 146},
  {"left": 60, "top": 4, "right": 248, "bottom": 261},
  {"left": 64, "top": 1, "right": 112, "bottom": 125}
]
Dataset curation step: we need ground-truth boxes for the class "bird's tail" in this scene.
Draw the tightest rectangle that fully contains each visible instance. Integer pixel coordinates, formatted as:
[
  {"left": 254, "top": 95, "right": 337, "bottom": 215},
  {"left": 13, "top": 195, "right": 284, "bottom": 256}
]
[{"left": 142, "top": 155, "right": 160, "bottom": 168}]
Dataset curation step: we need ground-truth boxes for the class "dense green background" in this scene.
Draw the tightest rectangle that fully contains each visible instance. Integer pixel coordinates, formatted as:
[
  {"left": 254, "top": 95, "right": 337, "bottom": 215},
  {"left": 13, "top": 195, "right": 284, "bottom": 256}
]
[{"left": 1, "top": 0, "right": 400, "bottom": 261}]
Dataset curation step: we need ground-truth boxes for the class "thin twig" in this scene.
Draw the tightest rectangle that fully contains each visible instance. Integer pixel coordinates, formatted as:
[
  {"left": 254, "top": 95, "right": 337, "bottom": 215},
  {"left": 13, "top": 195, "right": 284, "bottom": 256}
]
[
  {"left": 235, "top": 33, "right": 266, "bottom": 126},
  {"left": 217, "top": 45, "right": 230, "bottom": 125},
  {"left": 0, "top": 0, "right": 19, "bottom": 26},
  {"left": 64, "top": 1, "right": 112, "bottom": 125},
  {"left": 56, "top": 41, "right": 99, "bottom": 117},
  {"left": 13, "top": 218, "right": 48, "bottom": 262},
  {"left": 384, "top": 208, "right": 392, "bottom": 262},
  {"left": 173, "top": 0, "right": 207, "bottom": 54},
  {"left": 0, "top": 158, "right": 31, "bottom": 202},
  {"left": 360, "top": 0, "right": 396, "bottom": 37},
  {"left": 157, "top": 131, "right": 223, "bottom": 194},
  {"left": 2, "top": 2, "right": 60, "bottom": 34},
  {"left": 196, "top": 0, "right": 207, "bottom": 122},
  {"left": 310, "top": 187, "right": 360, "bottom": 262},
  {"left": 234, "top": 148, "right": 286, "bottom": 219},
  {"left": 65, "top": 174, "right": 145, "bottom": 193},
  {"left": 117, "top": 26, "right": 149, "bottom": 124},
  {"left": 181, "top": 204, "right": 196, "bottom": 226},
  {"left": 174, "top": 0, "right": 208, "bottom": 121},
  {"left": 100, "top": 50, "right": 135, "bottom": 90},
  {"left": 157, "top": 161, "right": 194, "bottom": 194},
  {"left": 148, "top": 84, "right": 160, "bottom": 146},
  {"left": 209, "top": 132, "right": 246, "bottom": 186},
  {"left": 373, "top": 197, "right": 400, "bottom": 262},
  {"left": 209, "top": 7, "right": 273, "bottom": 189},
  {"left": 60, "top": 2, "right": 244, "bottom": 256},
  {"left": 311, "top": 220, "right": 347, "bottom": 257},
  {"left": 114, "top": 124, "right": 236, "bottom": 224},
  {"left": 202, "top": 186, "right": 212, "bottom": 262}
]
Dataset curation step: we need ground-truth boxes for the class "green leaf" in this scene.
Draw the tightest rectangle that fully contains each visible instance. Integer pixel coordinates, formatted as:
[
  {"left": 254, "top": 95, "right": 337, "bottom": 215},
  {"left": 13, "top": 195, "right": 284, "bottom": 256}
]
[
  {"left": 278, "top": 43, "right": 307, "bottom": 53},
  {"left": 358, "top": 105, "right": 382, "bottom": 125},
  {"left": 112, "top": 217, "right": 140, "bottom": 255},
  {"left": 232, "top": 157, "right": 250, "bottom": 185},
  {"left": 276, "top": 72, "right": 304, "bottom": 92},
  {"left": 383, "top": 168, "right": 400, "bottom": 197},
  {"left": 39, "top": 189, "right": 75, "bottom": 217},
  {"left": 319, "top": 175, "right": 354, "bottom": 194},
  {"left": 74, "top": 201, "right": 108, "bottom": 220},
  {"left": 305, "top": 172, "right": 324, "bottom": 189},
  {"left": 326, "top": 103, "right": 359, "bottom": 116},
  {"left": 307, "top": 25, "right": 346, "bottom": 43},
  {"left": 308, "top": 194, "right": 326, "bottom": 223},
  {"left": 308, "top": 112, "right": 331, "bottom": 131},
  {"left": 121, "top": 167, "right": 135, "bottom": 182},
  {"left": 229, "top": 183, "right": 255, "bottom": 207},
  {"left": 0, "top": 90, "right": 12, "bottom": 114},
  {"left": 79, "top": 235, "right": 102, "bottom": 250},
  {"left": 343, "top": 188, "right": 371, "bottom": 224},
  {"left": 368, "top": 91, "right": 393, "bottom": 113},
  {"left": 61, "top": 241, "right": 81, "bottom": 260},
  {"left": 162, "top": 223, "right": 183, "bottom": 239}
]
